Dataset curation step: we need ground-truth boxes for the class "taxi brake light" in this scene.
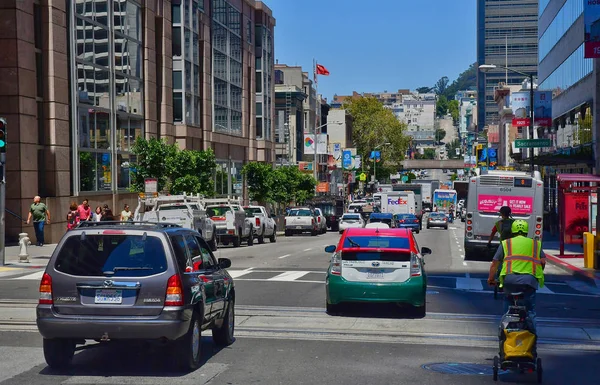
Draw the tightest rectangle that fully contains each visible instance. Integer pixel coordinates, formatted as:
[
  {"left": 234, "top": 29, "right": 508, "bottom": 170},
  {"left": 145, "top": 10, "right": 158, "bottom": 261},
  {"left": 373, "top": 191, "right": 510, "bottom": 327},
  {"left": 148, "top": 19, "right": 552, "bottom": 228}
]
[
  {"left": 39, "top": 273, "right": 53, "bottom": 304},
  {"left": 103, "top": 229, "right": 126, "bottom": 235},
  {"left": 331, "top": 252, "right": 342, "bottom": 275},
  {"left": 410, "top": 253, "right": 422, "bottom": 277}
]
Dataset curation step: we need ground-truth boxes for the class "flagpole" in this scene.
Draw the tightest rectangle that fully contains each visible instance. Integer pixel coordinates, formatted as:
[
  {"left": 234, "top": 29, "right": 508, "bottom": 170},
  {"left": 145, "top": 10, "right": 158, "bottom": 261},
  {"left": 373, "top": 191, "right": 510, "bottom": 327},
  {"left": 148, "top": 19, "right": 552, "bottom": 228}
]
[{"left": 313, "top": 59, "right": 318, "bottom": 186}]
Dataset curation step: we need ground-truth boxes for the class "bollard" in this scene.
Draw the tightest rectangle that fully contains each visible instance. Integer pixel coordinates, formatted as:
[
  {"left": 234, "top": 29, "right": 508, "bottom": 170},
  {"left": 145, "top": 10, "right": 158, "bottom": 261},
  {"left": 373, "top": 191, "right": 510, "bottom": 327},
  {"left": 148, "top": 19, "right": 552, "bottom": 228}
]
[{"left": 18, "top": 233, "right": 31, "bottom": 263}]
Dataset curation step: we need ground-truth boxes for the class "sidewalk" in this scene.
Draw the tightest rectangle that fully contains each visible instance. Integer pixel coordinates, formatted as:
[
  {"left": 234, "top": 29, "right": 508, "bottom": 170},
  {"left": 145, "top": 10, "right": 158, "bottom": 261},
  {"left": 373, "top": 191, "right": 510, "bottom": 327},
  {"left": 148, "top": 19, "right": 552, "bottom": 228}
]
[
  {"left": 0, "top": 244, "right": 56, "bottom": 270},
  {"left": 542, "top": 231, "right": 600, "bottom": 287}
]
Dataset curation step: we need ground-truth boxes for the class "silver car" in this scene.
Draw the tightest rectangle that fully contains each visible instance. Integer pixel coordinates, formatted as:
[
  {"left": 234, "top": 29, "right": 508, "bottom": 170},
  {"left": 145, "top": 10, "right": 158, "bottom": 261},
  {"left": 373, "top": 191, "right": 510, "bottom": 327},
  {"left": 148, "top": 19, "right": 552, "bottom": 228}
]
[
  {"left": 36, "top": 222, "right": 235, "bottom": 371},
  {"left": 427, "top": 212, "right": 449, "bottom": 230},
  {"left": 338, "top": 213, "right": 365, "bottom": 233}
]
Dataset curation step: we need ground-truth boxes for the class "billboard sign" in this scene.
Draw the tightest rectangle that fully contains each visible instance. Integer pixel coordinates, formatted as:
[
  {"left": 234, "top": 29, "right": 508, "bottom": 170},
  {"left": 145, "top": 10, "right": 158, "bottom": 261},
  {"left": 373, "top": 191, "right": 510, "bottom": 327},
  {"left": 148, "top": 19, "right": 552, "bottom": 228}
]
[
  {"left": 477, "top": 194, "right": 533, "bottom": 215},
  {"left": 332, "top": 143, "right": 342, "bottom": 159},
  {"left": 564, "top": 192, "right": 589, "bottom": 244},
  {"left": 511, "top": 91, "right": 530, "bottom": 127},
  {"left": 342, "top": 150, "right": 352, "bottom": 169},
  {"left": 584, "top": 1, "right": 600, "bottom": 58},
  {"left": 534, "top": 90, "right": 552, "bottom": 127},
  {"left": 316, "top": 134, "right": 328, "bottom": 154}
]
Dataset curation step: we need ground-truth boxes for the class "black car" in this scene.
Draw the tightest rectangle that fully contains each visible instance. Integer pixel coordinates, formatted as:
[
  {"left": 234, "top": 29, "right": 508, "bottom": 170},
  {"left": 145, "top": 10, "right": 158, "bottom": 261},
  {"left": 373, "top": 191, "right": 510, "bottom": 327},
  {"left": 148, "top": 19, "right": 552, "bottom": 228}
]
[{"left": 36, "top": 221, "right": 235, "bottom": 371}]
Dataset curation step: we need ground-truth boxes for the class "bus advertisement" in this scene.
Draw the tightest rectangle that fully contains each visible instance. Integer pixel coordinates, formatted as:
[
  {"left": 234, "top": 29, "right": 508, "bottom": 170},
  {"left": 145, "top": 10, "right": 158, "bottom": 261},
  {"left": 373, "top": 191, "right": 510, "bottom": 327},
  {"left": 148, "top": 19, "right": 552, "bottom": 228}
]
[
  {"left": 433, "top": 189, "right": 457, "bottom": 213},
  {"left": 464, "top": 170, "right": 544, "bottom": 261}
]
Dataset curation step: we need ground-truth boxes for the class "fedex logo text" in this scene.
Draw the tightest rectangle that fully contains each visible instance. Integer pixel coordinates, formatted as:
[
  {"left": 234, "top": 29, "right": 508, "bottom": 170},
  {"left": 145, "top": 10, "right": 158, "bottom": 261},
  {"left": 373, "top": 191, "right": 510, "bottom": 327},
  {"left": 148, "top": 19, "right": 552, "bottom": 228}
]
[{"left": 388, "top": 198, "right": 408, "bottom": 205}]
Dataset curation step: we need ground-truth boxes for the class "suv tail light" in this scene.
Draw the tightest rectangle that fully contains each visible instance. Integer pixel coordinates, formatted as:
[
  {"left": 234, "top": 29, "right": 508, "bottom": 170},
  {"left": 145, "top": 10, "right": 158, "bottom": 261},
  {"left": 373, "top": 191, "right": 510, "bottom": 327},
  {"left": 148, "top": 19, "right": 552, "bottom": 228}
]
[
  {"left": 318, "top": 217, "right": 321, "bottom": 223},
  {"left": 255, "top": 217, "right": 260, "bottom": 227},
  {"left": 312, "top": 218, "right": 315, "bottom": 225},
  {"left": 39, "top": 273, "right": 53, "bottom": 305},
  {"left": 165, "top": 274, "right": 184, "bottom": 306},
  {"left": 284, "top": 218, "right": 287, "bottom": 226},
  {"left": 410, "top": 253, "right": 422, "bottom": 277},
  {"left": 331, "top": 252, "right": 342, "bottom": 275}
]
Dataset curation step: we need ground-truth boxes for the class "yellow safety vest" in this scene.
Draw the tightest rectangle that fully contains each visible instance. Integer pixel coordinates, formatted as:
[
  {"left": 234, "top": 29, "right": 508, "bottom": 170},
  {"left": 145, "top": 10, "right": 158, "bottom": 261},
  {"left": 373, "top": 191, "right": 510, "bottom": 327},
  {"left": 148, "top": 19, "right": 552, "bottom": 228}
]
[{"left": 499, "top": 236, "right": 544, "bottom": 288}]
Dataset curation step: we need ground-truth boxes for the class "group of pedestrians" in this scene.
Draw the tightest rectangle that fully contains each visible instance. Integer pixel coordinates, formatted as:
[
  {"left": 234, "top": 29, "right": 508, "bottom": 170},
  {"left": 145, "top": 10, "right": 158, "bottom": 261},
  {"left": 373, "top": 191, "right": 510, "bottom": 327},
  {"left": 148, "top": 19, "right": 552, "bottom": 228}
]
[{"left": 26, "top": 196, "right": 134, "bottom": 246}]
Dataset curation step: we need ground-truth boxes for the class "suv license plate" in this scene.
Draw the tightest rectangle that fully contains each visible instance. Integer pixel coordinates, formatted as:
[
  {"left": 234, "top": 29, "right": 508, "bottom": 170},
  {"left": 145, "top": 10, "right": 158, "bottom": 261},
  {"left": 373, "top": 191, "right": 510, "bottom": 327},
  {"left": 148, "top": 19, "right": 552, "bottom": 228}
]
[
  {"left": 367, "top": 271, "right": 384, "bottom": 279},
  {"left": 296, "top": 226, "right": 303, "bottom": 229},
  {"left": 95, "top": 289, "right": 123, "bottom": 304}
]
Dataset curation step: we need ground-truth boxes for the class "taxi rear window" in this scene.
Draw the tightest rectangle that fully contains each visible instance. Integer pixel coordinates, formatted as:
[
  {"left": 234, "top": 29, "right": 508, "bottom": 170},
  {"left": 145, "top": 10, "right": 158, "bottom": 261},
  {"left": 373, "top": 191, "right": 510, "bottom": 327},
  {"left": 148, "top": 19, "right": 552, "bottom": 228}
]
[
  {"left": 342, "top": 251, "right": 411, "bottom": 262},
  {"left": 342, "top": 236, "right": 410, "bottom": 249}
]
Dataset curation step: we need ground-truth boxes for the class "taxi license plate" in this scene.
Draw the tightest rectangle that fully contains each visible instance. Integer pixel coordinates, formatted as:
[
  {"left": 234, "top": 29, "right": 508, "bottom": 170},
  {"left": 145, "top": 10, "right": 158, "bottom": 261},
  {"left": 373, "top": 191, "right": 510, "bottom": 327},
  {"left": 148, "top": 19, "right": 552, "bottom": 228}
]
[
  {"left": 95, "top": 289, "right": 123, "bottom": 304},
  {"left": 367, "top": 270, "right": 384, "bottom": 279}
]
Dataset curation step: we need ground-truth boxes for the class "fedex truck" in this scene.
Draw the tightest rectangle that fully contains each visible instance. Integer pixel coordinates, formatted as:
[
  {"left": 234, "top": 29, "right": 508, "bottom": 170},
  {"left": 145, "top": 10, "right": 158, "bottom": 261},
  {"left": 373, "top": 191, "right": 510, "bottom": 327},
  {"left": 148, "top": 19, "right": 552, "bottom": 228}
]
[{"left": 379, "top": 191, "right": 416, "bottom": 215}]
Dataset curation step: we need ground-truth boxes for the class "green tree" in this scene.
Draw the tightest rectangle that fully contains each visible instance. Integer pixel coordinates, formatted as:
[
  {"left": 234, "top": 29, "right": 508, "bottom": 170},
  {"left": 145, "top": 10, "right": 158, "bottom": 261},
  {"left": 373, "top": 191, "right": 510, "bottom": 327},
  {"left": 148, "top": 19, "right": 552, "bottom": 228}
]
[
  {"left": 423, "top": 148, "right": 436, "bottom": 159},
  {"left": 436, "top": 95, "right": 449, "bottom": 118},
  {"left": 435, "top": 128, "right": 447, "bottom": 143},
  {"left": 416, "top": 86, "right": 433, "bottom": 94},
  {"left": 269, "top": 166, "right": 315, "bottom": 206},
  {"left": 242, "top": 162, "right": 274, "bottom": 203},
  {"left": 448, "top": 99, "right": 460, "bottom": 126},
  {"left": 434, "top": 76, "right": 449, "bottom": 96},
  {"left": 444, "top": 63, "right": 477, "bottom": 100},
  {"left": 130, "top": 137, "right": 177, "bottom": 192},
  {"left": 446, "top": 139, "right": 462, "bottom": 159},
  {"left": 343, "top": 96, "right": 409, "bottom": 181},
  {"left": 294, "top": 173, "right": 317, "bottom": 205}
]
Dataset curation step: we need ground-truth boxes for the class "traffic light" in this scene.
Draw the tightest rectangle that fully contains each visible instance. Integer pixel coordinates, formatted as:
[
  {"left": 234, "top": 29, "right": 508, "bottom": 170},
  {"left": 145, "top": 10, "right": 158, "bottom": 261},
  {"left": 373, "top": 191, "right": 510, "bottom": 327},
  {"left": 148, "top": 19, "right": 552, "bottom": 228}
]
[{"left": 0, "top": 117, "right": 6, "bottom": 153}]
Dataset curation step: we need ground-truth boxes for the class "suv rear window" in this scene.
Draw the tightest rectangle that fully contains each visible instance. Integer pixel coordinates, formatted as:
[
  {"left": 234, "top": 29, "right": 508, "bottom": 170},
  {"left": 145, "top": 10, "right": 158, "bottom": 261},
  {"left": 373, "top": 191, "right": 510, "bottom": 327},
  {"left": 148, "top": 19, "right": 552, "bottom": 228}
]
[
  {"left": 343, "top": 236, "right": 410, "bottom": 249},
  {"left": 54, "top": 234, "right": 168, "bottom": 277},
  {"left": 208, "top": 206, "right": 231, "bottom": 216}
]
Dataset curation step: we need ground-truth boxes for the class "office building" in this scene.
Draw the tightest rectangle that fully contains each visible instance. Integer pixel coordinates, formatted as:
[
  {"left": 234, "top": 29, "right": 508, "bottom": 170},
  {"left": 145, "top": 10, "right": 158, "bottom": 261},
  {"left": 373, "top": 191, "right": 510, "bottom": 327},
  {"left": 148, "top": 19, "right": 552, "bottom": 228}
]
[
  {"left": 0, "top": 0, "right": 275, "bottom": 243},
  {"left": 477, "top": 0, "right": 538, "bottom": 128}
]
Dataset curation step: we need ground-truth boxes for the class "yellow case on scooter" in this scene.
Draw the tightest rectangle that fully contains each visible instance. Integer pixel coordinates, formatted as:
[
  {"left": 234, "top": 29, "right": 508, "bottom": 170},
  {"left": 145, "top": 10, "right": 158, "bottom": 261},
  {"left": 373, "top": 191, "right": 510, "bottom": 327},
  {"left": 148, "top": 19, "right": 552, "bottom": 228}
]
[{"left": 503, "top": 330, "right": 536, "bottom": 360}]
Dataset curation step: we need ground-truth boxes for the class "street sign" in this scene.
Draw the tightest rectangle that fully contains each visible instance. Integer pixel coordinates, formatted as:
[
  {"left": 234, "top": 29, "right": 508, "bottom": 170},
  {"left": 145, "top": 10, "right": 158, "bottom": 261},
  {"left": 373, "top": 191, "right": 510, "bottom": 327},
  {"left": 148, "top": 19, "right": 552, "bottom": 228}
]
[
  {"left": 144, "top": 178, "right": 158, "bottom": 194},
  {"left": 514, "top": 139, "right": 551, "bottom": 148}
]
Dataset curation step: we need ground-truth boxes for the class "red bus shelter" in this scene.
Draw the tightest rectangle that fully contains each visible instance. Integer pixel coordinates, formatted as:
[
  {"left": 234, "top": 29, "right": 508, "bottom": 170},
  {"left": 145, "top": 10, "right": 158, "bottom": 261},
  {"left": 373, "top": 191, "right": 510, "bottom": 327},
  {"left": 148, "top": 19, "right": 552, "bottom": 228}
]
[{"left": 556, "top": 174, "right": 600, "bottom": 255}]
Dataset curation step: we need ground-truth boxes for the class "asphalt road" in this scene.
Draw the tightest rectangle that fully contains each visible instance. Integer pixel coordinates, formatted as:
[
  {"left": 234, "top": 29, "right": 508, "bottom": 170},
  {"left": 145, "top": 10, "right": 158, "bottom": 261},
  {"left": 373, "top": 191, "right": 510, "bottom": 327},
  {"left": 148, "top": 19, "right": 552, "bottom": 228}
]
[{"left": 1, "top": 221, "right": 599, "bottom": 384}]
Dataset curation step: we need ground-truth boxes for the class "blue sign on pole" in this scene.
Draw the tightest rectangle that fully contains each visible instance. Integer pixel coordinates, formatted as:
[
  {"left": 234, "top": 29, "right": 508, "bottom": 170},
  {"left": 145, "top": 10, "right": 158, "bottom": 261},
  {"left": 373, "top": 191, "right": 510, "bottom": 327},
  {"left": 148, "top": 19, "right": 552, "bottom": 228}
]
[{"left": 342, "top": 150, "right": 352, "bottom": 169}]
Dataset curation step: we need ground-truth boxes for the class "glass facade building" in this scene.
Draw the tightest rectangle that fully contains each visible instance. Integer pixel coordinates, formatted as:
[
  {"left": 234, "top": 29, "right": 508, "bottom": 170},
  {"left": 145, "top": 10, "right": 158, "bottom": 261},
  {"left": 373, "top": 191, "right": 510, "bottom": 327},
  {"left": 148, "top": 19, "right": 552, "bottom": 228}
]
[{"left": 477, "top": 0, "right": 539, "bottom": 128}]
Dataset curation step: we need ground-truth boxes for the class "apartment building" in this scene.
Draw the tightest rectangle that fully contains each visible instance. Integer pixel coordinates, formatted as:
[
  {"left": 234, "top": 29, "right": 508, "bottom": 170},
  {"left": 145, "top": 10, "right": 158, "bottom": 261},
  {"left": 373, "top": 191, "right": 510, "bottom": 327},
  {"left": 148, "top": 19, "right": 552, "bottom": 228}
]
[{"left": 0, "top": 0, "right": 275, "bottom": 243}]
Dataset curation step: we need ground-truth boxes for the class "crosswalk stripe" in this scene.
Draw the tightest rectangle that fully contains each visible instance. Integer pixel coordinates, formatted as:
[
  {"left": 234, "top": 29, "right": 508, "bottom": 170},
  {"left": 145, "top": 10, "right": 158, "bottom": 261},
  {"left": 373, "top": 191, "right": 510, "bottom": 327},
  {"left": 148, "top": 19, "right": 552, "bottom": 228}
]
[
  {"left": 455, "top": 277, "right": 483, "bottom": 291},
  {"left": 15, "top": 271, "right": 44, "bottom": 281},
  {"left": 267, "top": 271, "right": 310, "bottom": 281},
  {"left": 227, "top": 270, "right": 253, "bottom": 279}
]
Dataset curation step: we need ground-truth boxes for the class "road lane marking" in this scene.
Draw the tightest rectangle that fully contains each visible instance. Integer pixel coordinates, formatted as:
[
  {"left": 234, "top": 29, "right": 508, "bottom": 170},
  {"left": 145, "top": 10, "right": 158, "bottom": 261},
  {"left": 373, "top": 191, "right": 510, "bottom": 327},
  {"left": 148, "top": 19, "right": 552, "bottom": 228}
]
[
  {"left": 463, "top": 262, "right": 468, "bottom": 266},
  {"left": 235, "top": 278, "right": 324, "bottom": 284},
  {"left": 456, "top": 277, "right": 483, "bottom": 291},
  {"left": 268, "top": 271, "right": 311, "bottom": 281},
  {"left": 14, "top": 271, "right": 44, "bottom": 281},
  {"left": 278, "top": 254, "right": 291, "bottom": 259},
  {"left": 303, "top": 248, "right": 313, "bottom": 252},
  {"left": 228, "top": 269, "right": 255, "bottom": 278}
]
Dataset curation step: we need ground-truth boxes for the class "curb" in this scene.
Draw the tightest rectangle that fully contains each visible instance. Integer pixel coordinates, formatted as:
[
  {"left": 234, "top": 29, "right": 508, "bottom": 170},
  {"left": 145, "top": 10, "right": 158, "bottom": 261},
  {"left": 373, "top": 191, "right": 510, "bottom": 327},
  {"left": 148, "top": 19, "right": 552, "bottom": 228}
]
[{"left": 545, "top": 253, "right": 600, "bottom": 288}]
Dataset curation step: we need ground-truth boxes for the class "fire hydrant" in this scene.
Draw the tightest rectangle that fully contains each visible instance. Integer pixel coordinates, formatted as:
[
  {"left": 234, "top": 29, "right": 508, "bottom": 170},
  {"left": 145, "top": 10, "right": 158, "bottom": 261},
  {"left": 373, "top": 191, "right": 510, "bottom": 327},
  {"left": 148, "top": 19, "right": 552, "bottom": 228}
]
[{"left": 18, "top": 233, "right": 31, "bottom": 263}]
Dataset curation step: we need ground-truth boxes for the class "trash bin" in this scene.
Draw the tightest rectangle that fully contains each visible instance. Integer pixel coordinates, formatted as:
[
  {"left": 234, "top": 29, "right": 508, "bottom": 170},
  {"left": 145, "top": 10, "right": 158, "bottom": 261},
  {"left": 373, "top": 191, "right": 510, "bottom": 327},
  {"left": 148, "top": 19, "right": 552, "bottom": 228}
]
[{"left": 583, "top": 232, "right": 594, "bottom": 268}]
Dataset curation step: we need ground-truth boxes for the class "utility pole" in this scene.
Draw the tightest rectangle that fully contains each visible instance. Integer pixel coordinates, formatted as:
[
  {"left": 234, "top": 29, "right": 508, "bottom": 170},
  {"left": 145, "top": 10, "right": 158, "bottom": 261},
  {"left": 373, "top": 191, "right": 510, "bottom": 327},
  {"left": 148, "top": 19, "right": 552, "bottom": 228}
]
[{"left": 529, "top": 74, "right": 535, "bottom": 176}]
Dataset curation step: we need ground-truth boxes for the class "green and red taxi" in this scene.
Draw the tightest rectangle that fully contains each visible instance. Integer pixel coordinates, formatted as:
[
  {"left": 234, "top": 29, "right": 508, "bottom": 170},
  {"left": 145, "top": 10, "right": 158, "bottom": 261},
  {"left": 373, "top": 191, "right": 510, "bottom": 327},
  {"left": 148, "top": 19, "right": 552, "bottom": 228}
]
[{"left": 324, "top": 227, "right": 431, "bottom": 316}]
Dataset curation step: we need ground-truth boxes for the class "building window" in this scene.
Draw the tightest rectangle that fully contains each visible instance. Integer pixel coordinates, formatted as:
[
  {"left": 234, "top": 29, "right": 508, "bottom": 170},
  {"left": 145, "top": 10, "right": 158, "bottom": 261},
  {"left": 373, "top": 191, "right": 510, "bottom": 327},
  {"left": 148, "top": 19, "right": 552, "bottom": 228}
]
[
  {"left": 172, "top": 26, "right": 182, "bottom": 56},
  {"left": 172, "top": 3, "right": 181, "bottom": 24},
  {"left": 256, "top": 72, "right": 262, "bottom": 93},
  {"left": 173, "top": 71, "right": 182, "bottom": 89},
  {"left": 256, "top": 117, "right": 263, "bottom": 138},
  {"left": 173, "top": 92, "right": 183, "bottom": 122}
]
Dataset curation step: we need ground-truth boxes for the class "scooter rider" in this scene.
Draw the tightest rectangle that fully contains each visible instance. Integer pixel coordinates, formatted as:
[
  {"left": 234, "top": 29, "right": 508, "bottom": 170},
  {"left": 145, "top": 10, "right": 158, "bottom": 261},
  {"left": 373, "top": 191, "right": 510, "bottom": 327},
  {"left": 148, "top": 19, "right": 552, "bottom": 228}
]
[{"left": 487, "top": 220, "right": 546, "bottom": 317}]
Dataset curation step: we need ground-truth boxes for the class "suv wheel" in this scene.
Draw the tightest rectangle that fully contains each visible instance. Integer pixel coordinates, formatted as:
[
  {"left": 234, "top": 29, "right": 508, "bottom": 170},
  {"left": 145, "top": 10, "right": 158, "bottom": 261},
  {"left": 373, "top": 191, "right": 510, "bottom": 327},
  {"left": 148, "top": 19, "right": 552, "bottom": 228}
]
[
  {"left": 172, "top": 310, "right": 202, "bottom": 371},
  {"left": 43, "top": 338, "right": 75, "bottom": 369},
  {"left": 209, "top": 233, "right": 218, "bottom": 251},
  {"left": 269, "top": 228, "right": 277, "bottom": 243},
  {"left": 213, "top": 299, "right": 235, "bottom": 346}
]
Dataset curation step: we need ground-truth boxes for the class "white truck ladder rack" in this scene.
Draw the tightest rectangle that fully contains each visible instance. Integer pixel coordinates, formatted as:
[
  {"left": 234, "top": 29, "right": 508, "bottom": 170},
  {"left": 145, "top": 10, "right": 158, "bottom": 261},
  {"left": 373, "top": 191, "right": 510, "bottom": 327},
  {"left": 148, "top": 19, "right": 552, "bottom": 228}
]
[{"left": 202, "top": 196, "right": 243, "bottom": 206}]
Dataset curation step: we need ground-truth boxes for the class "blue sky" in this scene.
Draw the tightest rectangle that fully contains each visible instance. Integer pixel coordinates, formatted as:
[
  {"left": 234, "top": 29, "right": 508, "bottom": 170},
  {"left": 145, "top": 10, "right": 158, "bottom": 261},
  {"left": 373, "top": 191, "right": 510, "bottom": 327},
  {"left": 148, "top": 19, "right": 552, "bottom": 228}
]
[{"left": 266, "top": 0, "right": 476, "bottom": 101}]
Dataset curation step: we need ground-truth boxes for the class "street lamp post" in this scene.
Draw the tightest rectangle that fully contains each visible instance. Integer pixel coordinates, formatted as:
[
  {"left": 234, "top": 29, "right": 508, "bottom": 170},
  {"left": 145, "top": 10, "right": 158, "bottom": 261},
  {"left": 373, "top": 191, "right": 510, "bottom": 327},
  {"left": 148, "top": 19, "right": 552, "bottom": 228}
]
[
  {"left": 373, "top": 142, "right": 391, "bottom": 184},
  {"left": 479, "top": 64, "right": 535, "bottom": 175}
]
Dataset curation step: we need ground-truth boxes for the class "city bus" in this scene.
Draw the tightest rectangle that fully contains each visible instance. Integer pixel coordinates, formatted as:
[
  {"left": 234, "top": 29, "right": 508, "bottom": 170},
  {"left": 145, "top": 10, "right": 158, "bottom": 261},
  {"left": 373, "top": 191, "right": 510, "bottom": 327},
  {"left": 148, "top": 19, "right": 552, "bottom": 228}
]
[{"left": 464, "top": 170, "right": 544, "bottom": 261}]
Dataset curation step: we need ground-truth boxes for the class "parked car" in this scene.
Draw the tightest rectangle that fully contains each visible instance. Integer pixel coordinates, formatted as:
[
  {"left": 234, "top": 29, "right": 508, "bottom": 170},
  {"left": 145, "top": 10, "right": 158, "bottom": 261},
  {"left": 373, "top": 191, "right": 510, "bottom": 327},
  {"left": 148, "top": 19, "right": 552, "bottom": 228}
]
[
  {"left": 36, "top": 221, "right": 235, "bottom": 371},
  {"left": 338, "top": 213, "right": 365, "bottom": 233},
  {"left": 243, "top": 205, "right": 277, "bottom": 243},
  {"left": 313, "top": 208, "right": 328, "bottom": 234},
  {"left": 427, "top": 212, "right": 449, "bottom": 230},
  {"left": 395, "top": 213, "right": 420, "bottom": 233},
  {"left": 205, "top": 198, "right": 254, "bottom": 247},
  {"left": 324, "top": 228, "right": 431, "bottom": 317}
]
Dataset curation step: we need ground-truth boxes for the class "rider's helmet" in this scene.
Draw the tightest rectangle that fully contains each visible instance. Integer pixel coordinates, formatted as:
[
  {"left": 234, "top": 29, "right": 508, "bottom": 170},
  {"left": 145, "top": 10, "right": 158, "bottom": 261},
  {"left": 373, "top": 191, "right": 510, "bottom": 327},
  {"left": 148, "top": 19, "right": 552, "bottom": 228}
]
[
  {"left": 511, "top": 219, "right": 528, "bottom": 235},
  {"left": 499, "top": 206, "right": 512, "bottom": 217}
]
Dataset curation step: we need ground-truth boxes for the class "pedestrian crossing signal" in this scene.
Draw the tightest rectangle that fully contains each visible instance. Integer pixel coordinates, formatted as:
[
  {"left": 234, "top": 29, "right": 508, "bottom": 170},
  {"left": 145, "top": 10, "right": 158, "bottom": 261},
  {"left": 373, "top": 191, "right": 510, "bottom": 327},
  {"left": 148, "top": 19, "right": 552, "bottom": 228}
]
[{"left": 0, "top": 118, "right": 6, "bottom": 152}]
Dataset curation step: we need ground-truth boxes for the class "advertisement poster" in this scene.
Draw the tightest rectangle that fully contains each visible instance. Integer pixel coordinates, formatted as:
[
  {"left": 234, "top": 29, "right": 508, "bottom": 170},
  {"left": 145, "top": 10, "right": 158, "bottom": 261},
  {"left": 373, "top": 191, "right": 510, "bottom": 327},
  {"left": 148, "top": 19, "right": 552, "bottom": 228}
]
[
  {"left": 433, "top": 191, "right": 457, "bottom": 211},
  {"left": 564, "top": 192, "right": 590, "bottom": 245},
  {"left": 584, "top": 1, "right": 600, "bottom": 58},
  {"left": 316, "top": 134, "right": 328, "bottom": 154},
  {"left": 332, "top": 143, "right": 341, "bottom": 159},
  {"left": 342, "top": 150, "right": 352, "bottom": 169},
  {"left": 511, "top": 91, "right": 530, "bottom": 127},
  {"left": 303, "top": 134, "right": 315, "bottom": 155},
  {"left": 534, "top": 90, "right": 552, "bottom": 126},
  {"left": 477, "top": 195, "right": 533, "bottom": 214}
]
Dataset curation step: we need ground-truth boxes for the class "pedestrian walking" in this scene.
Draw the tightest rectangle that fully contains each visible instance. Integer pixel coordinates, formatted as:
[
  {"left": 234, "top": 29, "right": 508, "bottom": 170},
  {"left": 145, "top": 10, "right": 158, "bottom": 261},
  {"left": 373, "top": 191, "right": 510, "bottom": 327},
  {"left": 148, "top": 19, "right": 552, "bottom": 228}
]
[
  {"left": 26, "top": 195, "right": 51, "bottom": 246},
  {"left": 66, "top": 202, "right": 79, "bottom": 231},
  {"left": 77, "top": 199, "right": 92, "bottom": 222},
  {"left": 92, "top": 206, "right": 103, "bottom": 222}
]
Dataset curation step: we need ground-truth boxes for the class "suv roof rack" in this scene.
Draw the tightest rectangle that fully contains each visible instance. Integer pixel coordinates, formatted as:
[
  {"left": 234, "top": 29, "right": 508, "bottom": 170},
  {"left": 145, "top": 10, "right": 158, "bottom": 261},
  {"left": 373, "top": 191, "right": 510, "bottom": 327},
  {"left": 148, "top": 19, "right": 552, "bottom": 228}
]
[{"left": 76, "top": 221, "right": 182, "bottom": 229}]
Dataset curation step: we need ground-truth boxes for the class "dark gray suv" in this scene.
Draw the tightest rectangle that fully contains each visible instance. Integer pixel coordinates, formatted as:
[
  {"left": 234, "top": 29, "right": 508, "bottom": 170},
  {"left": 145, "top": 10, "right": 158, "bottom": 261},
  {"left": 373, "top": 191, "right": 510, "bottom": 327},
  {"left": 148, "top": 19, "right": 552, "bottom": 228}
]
[{"left": 36, "top": 221, "right": 235, "bottom": 371}]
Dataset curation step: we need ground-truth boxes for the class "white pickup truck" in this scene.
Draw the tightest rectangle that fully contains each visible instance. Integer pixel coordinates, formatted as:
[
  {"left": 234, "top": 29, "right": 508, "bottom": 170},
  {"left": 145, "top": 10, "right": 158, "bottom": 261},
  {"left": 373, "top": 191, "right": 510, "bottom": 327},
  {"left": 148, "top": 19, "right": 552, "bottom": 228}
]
[
  {"left": 204, "top": 198, "right": 254, "bottom": 247},
  {"left": 244, "top": 205, "right": 277, "bottom": 243},
  {"left": 134, "top": 194, "right": 218, "bottom": 250},
  {"left": 285, "top": 207, "right": 318, "bottom": 237}
]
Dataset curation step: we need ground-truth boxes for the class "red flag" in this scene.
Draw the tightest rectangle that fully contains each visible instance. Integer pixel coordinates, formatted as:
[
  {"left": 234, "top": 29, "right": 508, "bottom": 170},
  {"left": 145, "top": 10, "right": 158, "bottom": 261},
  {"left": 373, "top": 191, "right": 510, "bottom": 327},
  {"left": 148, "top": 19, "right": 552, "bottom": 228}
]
[{"left": 316, "top": 64, "right": 330, "bottom": 76}]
